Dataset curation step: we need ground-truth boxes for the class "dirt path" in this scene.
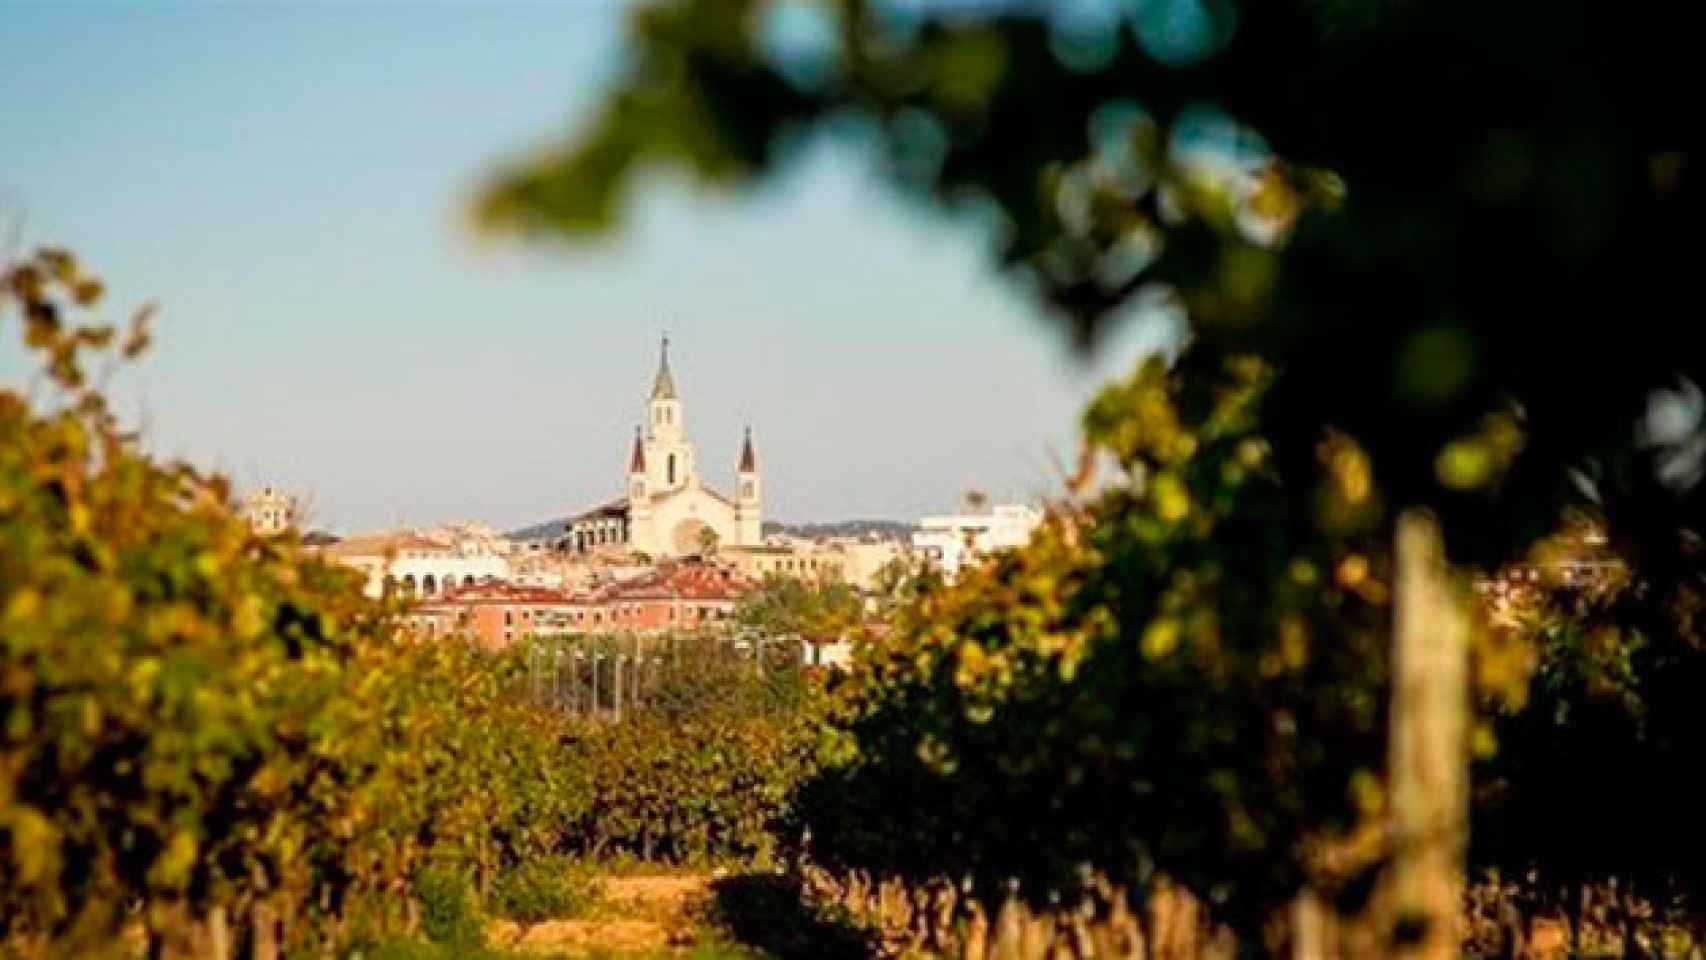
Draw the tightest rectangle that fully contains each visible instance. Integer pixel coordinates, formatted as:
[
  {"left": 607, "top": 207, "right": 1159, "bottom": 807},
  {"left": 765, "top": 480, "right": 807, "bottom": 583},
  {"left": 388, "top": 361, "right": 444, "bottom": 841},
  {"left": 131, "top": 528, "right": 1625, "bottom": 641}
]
[
  {"left": 487, "top": 874, "right": 718, "bottom": 956},
  {"left": 601, "top": 876, "right": 717, "bottom": 918}
]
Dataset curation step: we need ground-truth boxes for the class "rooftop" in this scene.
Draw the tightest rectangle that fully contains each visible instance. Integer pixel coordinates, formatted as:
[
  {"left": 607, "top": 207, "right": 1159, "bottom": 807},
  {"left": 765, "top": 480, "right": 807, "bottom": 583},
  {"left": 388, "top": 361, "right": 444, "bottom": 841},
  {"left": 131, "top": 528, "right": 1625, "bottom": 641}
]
[{"left": 418, "top": 581, "right": 578, "bottom": 608}]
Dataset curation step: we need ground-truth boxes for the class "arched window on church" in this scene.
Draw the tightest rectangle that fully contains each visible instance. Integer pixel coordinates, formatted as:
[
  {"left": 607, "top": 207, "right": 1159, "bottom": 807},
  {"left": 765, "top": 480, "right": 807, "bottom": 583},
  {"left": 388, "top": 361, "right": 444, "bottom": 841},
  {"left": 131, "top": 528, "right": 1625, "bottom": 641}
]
[{"left": 668, "top": 454, "right": 677, "bottom": 485}]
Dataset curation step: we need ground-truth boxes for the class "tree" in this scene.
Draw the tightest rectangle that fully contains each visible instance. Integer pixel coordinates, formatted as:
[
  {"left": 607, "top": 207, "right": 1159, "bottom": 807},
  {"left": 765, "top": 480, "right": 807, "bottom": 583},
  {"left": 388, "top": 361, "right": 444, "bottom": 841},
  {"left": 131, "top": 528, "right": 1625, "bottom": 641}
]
[
  {"left": 698, "top": 524, "right": 721, "bottom": 556},
  {"left": 867, "top": 555, "right": 927, "bottom": 618},
  {"left": 736, "top": 575, "right": 862, "bottom": 639}
]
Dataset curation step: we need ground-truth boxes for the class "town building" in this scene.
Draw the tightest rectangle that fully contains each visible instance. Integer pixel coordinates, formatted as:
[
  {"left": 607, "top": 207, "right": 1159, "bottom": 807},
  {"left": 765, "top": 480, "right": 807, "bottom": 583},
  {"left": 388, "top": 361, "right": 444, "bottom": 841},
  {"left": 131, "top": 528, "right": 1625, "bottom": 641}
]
[
  {"left": 716, "top": 535, "right": 913, "bottom": 593},
  {"left": 406, "top": 560, "right": 753, "bottom": 648},
  {"left": 828, "top": 538, "right": 912, "bottom": 591},
  {"left": 317, "top": 523, "right": 512, "bottom": 599},
  {"left": 239, "top": 486, "right": 297, "bottom": 536},
  {"left": 720, "top": 543, "right": 847, "bottom": 583},
  {"left": 800, "top": 633, "right": 858, "bottom": 670},
  {"left": 577, "top": 560, "right": 750, "bottom": 634},
  {"left": 560, "top": 338, "right": 763, "bottom": 559},
  {"left": 407, "top": 582, "right": 580, "bottom": 650},
  {"left": 912, "top": 502, "right": 1044, "bottom": 579}
]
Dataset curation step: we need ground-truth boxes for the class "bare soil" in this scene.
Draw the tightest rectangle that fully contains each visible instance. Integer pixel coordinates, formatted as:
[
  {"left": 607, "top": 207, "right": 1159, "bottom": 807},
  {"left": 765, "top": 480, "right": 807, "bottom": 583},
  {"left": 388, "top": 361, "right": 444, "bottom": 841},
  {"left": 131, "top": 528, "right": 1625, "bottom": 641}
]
[{"left": 488, "top": 874, "right": 717, "bottom": 956}]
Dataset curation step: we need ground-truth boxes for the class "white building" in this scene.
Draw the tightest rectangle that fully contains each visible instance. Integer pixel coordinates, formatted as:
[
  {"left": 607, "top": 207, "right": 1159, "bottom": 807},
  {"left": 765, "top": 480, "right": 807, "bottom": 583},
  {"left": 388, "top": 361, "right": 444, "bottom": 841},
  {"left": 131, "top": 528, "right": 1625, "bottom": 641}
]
[
  {"left": 319, "top": 525, "right": 512, "bottom": 599},
  {"left": 239, "top": 486, "right": 297, "bottom": 536},
  {"left": 832, "top": 538, "right": 912, "bottom": 591},
  {"left": 912, "top": 503, "right": 1043, "bottom": 579},
  {"left": 563, "top": 338, "right": 763, "bottom": 559}
]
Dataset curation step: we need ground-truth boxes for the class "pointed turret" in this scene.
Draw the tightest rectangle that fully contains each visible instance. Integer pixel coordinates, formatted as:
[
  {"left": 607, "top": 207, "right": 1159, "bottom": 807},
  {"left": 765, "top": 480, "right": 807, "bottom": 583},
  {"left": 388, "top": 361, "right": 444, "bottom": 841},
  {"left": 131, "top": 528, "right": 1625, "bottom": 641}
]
[
  {"left": 628, "top": 425, "right": 652, "bottom": 522},
  {"left": 738, "top": 425, "right": 757, "bottom": 473},
  {"left": 735, "top": 425, "right": 761, "bottom": 546},
  {"left": 650, "top": 335, "right": 678, "bottom": 400}
]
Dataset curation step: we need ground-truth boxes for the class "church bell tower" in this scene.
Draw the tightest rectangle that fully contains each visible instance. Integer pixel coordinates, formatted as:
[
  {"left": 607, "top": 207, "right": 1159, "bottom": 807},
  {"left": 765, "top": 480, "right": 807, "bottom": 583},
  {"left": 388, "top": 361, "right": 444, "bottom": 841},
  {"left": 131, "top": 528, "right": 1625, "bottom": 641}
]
[{"left": 644, "top": 336, "right": 696, "bottom": 493}]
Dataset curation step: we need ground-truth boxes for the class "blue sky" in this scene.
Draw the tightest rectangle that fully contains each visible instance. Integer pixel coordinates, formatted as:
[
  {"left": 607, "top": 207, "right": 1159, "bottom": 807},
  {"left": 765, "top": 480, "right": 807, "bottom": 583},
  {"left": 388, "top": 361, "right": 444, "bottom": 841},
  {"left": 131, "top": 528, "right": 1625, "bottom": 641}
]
[{"left": 2, "top": 1, "right": 1170, "bottom": 532}]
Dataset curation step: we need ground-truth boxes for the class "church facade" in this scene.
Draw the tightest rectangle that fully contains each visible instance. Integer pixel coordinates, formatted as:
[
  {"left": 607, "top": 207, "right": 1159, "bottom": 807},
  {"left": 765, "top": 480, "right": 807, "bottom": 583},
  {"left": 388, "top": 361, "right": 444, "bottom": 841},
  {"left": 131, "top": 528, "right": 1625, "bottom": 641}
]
[{"left": 564, "top": 339, "right": 762, "bottom": 559}]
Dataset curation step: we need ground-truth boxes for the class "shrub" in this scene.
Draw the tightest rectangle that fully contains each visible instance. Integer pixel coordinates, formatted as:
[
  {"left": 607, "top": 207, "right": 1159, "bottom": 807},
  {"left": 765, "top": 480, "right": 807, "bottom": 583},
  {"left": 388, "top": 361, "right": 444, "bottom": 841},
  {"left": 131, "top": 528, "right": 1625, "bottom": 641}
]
[
  {"left": 490, "top": 856, "right": 599, "bottom": 923},
  {"left": 413, "top": 864, "right": 483, "bottom": 947}
]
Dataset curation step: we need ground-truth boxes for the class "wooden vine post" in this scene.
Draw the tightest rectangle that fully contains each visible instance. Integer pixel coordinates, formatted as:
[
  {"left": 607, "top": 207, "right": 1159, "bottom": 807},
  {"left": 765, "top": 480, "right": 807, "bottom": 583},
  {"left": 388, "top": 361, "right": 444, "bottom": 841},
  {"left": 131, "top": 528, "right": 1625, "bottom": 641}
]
[{"left": 1387, "top": 510, "right": 1470, "bottom": 960}]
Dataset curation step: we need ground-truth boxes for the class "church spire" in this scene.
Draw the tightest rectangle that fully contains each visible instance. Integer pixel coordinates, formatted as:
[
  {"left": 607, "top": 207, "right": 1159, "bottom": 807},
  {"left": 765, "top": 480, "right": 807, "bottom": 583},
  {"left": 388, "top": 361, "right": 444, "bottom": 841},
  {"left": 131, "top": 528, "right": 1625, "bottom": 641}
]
[
  {"left": 738, "top": 425, "right": 757, "bottom": 473},
  {"left": 650, "top": 335, "right": 678, "bottom": 400},
  {"left": 629, "top": 426, "right": 646, "bottom": 473}
]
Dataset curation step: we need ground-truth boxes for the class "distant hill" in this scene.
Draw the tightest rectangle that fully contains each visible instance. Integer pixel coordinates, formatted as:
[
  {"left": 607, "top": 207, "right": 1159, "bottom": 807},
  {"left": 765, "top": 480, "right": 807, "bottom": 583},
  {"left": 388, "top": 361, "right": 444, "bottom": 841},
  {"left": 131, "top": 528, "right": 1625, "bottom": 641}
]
[
  {"left": 763, "top": 519, "right": 915, "bottom": 542},
  {"left": 506, "top": 517, "right": 571, "bottom": 542}
]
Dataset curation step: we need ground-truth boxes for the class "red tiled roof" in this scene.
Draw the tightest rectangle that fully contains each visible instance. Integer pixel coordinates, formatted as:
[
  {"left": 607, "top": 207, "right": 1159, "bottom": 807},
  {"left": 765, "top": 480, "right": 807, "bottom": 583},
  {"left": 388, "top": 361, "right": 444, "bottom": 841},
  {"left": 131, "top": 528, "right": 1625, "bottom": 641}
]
[
  {"left": 421, "top": 582, "right": 579, "bottom": 608},
  {"left": 411, "top": 562, "right": 752, "bottom": 614},
  {"left": 593, "top": 561, "right": 753, "bottom": 603}
]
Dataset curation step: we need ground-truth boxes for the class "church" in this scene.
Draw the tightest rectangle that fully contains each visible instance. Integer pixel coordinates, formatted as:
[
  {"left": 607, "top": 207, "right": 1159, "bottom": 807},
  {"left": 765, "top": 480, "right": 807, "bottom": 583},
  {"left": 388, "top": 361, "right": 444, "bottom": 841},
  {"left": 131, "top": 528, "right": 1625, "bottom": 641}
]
[{"left": 562, "top": 339, "right": 762, "bottom": 559}]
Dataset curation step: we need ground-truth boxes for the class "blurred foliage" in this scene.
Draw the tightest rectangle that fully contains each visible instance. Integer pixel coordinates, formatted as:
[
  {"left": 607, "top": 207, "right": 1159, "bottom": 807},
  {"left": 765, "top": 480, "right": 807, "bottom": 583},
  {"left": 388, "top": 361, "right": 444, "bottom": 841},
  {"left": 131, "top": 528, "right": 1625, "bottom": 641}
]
[
  {"left": 787, "top": 358, "right": 1706, "bottom": 944},
  {"left": 776, "top": 358, "right": 1703, "bottom": 952},
  {"left": 706, "top": 873, "right": 875, "bottom": 960},
  {"left": 1470, "top": 526, "right": 1706, "bottom": 910},
  {"left": 1, "top": 248, "right": 391, "bottom": 951},
  {"left": 789, "top": 356, "right": 1398, "bottom": 935}
]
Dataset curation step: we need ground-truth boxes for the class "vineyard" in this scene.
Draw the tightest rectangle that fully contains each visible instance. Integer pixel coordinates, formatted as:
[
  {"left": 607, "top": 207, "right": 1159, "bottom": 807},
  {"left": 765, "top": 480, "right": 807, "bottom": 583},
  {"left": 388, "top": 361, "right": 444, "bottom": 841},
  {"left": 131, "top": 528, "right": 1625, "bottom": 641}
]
[
  {"left": 5, "top": 251, "right": 1705, "bottom": 959},
  {"left": 523, "top": 631, "right": 805, "bottom": 720},
  {"left": 11, "top": 0, "right": 1706, "bottom": 955},
  {"left": 0, "top": 253, "right": 795, "bottom": 957}
]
